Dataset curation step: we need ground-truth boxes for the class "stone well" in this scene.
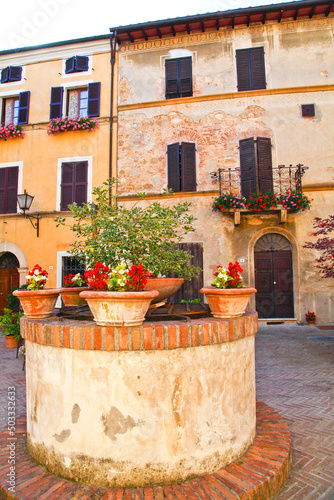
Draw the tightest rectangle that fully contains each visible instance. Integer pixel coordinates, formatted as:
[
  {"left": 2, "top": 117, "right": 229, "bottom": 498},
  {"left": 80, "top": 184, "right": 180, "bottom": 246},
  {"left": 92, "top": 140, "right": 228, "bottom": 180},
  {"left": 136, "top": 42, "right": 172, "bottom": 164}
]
[{"left": 20, "top": 311, "right": 258, "bottom": 488}]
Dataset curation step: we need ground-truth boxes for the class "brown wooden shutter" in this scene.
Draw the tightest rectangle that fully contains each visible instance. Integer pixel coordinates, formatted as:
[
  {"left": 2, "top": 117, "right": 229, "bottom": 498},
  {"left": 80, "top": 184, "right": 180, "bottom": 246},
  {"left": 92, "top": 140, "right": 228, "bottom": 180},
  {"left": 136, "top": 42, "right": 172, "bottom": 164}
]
[
  {"left": 179, "top": 57, "right": 192, "bottom": 96},
  {"left": 239, "top": 138, "right": 257, "bottom": 198},
  {"left": 0, "top": 169, "right": 6, "bottom": 214},
  {"left": 74, "top": 162, "right": 88, "bottom": 207},
  {"left": 167, "top": 143, "right": 181, "bottom": 192},
  {"left": 257, "top": 137, "right": 273, "bottom": 193},
  {"left": 165, "top": 59, "right": 178, "bottom": 99},
  {"left": 251, "top": 47, "right": 266, "bottom": 90},
  {"left": 6, "top": 167, "right": 18, "bottom": 213},
  {"left": 0, "top": 167, "right": 18, "bottom": 214},
  {"left": 61, "top": 162, "right": 74, "bottom": 210},
  {"left": 236, "top": 49, "right": 251, "bottom": 91},
  {"left": 181, "top": 142, "right": 196, "bottom": 192},
  {"left": 170, "top": 243, "right": 203, "bottom": 303}
]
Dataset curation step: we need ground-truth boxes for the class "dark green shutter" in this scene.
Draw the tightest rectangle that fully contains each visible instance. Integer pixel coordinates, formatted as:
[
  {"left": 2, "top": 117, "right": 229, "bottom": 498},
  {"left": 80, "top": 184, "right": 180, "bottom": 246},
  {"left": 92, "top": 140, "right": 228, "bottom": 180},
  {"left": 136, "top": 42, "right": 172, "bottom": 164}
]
[
  {"left": 167, "top": 143, "right": 181, "bottom": 192},
  {"left": 61, "top": 162, "right": 87, "bottom": 210},
  {"left": 75, "top": 162, "right": 88, "bottom": 207},
  {"left": 181, "top": 142, "right": 196, "bottom": 192},
  {"left": 239, "top": 138, "right": 257, "bottom": 198},
  {"left": 18, "top": 91, "right": 30, "bottom": 125},
  {"left": 50, "top": 87, "right": 63, "bottom": 119},
  {"left": 257, "top": 137, "right": 273, "bottom": 193},
  {"left": 236, "top": 48, "right": 265, "bottom": 91},
  {"left": 87, "top": 82, "right": 100, "bottom": 117}
]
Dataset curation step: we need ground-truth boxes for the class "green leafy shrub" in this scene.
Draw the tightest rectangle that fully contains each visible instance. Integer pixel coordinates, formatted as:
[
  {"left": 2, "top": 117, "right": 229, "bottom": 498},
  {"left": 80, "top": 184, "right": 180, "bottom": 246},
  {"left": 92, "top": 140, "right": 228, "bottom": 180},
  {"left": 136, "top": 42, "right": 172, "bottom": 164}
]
[{"left": 0, "top": 308, "right": 23, "bottom": 340}]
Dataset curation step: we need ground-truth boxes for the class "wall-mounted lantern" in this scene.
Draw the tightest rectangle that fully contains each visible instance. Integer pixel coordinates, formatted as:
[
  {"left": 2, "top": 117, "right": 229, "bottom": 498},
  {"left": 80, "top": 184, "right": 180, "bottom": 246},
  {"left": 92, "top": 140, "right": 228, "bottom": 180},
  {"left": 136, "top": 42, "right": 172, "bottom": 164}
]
[{"left": 17, "top": 190, "right": 41, "bottom": 237}]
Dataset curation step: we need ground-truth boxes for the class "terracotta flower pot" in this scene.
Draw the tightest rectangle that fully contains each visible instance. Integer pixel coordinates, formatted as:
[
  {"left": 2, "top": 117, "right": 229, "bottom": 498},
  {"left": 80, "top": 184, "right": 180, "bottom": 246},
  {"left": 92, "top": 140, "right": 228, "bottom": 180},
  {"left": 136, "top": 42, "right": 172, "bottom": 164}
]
[
  {"left": 144, "top": 277, "right": 184, "bottom": 304},
  {"left": 59, "top": 287, "right": 89, "bottom": 307},
  {"left": 80, "top": 289, "right": 159, "bottom": 326},
  {"left": 13, "top": 289, "right": 60, "bottom": 319},
  {"left": 200, "top": 286, "right": 257, "bottom": 319},
  {"left": 5, "top": 335, "right": 19, "bottom": 349}
]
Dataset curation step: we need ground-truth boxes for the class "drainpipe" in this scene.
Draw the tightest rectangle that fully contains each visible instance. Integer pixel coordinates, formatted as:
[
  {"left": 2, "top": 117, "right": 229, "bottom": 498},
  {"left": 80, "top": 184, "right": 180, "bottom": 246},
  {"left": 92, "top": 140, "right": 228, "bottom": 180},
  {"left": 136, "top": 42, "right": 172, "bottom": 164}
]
[{"left": 109, "top": 30, "right": 117, "bottom": 205}]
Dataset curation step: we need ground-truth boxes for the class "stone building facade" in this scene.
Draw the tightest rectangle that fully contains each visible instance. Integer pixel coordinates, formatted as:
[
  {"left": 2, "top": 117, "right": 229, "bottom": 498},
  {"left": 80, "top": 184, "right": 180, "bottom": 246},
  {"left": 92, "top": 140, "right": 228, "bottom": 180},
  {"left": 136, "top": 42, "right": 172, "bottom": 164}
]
[{"left": 113, "top": 1, "right": 334, "bottom": 323}]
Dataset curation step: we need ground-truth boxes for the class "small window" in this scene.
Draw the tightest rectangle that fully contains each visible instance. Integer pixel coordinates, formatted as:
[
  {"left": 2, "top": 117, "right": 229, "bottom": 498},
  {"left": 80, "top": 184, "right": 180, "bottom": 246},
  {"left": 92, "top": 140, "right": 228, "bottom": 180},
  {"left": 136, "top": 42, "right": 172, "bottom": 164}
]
[
  {"left": 60, "top": 161, "right": 88, "bottom": 211},
  {"left": 1, "top": 66, "right": 22, "bottom": 84},
  {"left": 0, "top": 167, "right": 19, "bottom": 214},
  {"left": 301, "top": 104, "right": 315, "bottom": 117},
  {"left": 167, "top": 142, "right": 196, "bottom": 192},
  {"left": 165, "top": 57, "right": 193, "bottom": 99},
  {"left": 239, "top": 137, "right": 273, "bottom": 199},
  {"left": 62, "top": 256, "right": 85, "bottom": 286},
  {"left": 236, "top": 47, "right": 266, "bottom": 91},
  {"left": 1, "top": 91, "right": 30, "bottom": 125},
  {"left": 65, "top": 56, "right": 89, "bottom": 74},
  {"left": 50, "top": 83, "right": 100, "bottom": 119}
]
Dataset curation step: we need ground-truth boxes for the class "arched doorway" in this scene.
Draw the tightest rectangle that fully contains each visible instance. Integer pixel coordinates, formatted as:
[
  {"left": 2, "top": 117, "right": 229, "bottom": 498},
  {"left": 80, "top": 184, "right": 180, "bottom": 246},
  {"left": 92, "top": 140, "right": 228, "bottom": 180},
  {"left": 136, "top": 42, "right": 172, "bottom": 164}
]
[
  {"left": 254, "top": 234, "right": 294, "bottom": 319},
  {"left": 0, "top": 252, "right": 20, "bottom": 314}
]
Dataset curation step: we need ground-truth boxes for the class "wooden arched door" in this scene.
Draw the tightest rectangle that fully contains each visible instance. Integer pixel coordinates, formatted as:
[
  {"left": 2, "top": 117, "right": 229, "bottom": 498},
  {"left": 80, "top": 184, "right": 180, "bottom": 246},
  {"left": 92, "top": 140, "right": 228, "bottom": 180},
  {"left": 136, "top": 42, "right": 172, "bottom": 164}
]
[
  {"left": 0, "top": 252, "right": 20, "bottom": 314},
  {"left": 254, "top": 234, "right": 294, "bottom": 319}
]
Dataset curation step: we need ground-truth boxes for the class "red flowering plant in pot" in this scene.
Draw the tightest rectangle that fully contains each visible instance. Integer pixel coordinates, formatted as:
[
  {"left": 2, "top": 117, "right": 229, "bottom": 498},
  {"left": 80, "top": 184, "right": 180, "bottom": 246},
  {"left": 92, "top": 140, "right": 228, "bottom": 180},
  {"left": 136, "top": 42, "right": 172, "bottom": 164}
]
[
  {"left": 13, "top": 264, "right": 59, "bottom": 319},
  {"left": 59, "top": 273, "right": 88, "bottom": 307},
  {"left": 305, "top": 311, "right": 316, "bottom": 325},
  {"left": 200, "top": 261, "right": 257, "bottom": 319},
  {"left": 80, "top": 262, "right": 158, "bottom": 326}
]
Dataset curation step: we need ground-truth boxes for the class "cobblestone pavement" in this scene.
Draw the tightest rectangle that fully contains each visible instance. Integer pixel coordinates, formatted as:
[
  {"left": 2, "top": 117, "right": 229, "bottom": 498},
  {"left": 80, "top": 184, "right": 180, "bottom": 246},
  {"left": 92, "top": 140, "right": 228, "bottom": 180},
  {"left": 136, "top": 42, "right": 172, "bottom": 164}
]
[
  {"left": 256, "top": 323, "right": 334, "bottom": 500},
  {"left": 0, "top": 323, "right": 333, "bottom": 499}
]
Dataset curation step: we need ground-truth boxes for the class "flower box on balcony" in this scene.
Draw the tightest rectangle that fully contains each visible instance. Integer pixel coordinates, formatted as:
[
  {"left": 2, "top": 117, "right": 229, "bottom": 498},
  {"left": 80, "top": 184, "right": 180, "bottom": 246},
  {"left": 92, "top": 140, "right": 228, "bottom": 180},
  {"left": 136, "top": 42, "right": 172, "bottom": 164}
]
[
  {"left": 47, "top": 116, "right": 98, "bottom": 135},
  {"left": 0, "top": 124, "right": 24, "bottom": 140}
]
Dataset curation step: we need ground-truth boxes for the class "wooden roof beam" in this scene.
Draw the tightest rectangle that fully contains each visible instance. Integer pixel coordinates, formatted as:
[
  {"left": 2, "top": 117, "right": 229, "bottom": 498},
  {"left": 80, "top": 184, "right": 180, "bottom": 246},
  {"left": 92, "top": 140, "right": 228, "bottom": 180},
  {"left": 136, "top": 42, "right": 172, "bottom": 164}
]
[
  {"left": 157, "top": 27, "right": 162, "bottom": 38},
  {"left": 142, "top": 30, "right": 148, "bottom": 41},
  {"left": 309, "top": 6, "right": 316, "bottom": 17},
  {"left": 171, "top": 24, "right": 176, "bottom": 36},
  {"left": 325, "top": 2, "right": 333, "bottom": 16},
  {"left": 201, "top": 20, "right": 205, "bottom": 32},
  {"left": 293, "top": 8, "right": 299, "bottom": 20},
  {"left": 278, "top": 10, "right": 283, "bottom": 22},
  {"left": 127, "top": 31, "right": 134, "bottom": 43},
  {"left": 186, "top": 22, "right": 190, "bottom": 34},
  {"left": 262, "top": 12, "right": 266, "bottom": 24}
]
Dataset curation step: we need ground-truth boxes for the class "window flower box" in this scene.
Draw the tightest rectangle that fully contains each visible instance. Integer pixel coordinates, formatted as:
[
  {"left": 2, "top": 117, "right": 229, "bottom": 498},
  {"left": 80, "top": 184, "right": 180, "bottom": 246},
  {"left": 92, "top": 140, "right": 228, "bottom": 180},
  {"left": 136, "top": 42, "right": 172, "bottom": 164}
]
[
  {"left": 0, "top": 124, "right": 24, "bottom": 140},
  {"left": 47, "top": 116, "right": 98, "bottom": 135}
]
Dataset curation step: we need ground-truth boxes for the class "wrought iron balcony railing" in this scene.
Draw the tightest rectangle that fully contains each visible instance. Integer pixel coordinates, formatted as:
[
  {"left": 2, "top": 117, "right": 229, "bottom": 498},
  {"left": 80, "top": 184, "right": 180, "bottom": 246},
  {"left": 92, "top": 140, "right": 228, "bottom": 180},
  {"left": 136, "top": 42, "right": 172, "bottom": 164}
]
[{"left": 210, "top": 164, "right": 308, "bottom": 196}]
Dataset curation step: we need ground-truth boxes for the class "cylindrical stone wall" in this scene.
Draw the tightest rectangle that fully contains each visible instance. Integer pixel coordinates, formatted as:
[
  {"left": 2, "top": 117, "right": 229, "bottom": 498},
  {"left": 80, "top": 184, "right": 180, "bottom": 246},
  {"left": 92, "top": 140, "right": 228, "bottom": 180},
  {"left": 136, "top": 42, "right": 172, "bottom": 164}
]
[{"left": 21, "top": 312, "right": 258, "bottom": 488}]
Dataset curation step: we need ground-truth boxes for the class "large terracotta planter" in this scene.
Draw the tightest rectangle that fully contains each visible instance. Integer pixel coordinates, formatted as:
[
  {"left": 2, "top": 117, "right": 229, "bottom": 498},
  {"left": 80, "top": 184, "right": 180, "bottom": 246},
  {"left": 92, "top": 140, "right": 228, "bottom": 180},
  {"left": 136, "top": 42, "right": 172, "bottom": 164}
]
[
  {"left": 5, "top": 335, "right": 19, "bottom": 349},
  {"left": 59, "top": 287, "right": 89, "bottom": 307},
  {"left": 144, "top": 277, "right": 184, "bottom": 304},
  {"left": 80, "top": 289, "right": 159, "bottom": 326},
  {"left": 13, "top": 289, "right": 59, "bottom": 319},
  {"left": 200, "top": 286, "right": 257, "bottom": 319}
]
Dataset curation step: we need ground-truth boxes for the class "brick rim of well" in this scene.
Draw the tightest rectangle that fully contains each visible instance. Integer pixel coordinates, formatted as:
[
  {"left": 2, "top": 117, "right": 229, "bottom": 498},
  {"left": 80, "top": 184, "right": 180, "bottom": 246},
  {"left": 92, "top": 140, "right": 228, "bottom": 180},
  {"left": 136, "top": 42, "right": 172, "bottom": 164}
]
[{"left": 0, "top": 401, "right": 291, "bottom": 500}]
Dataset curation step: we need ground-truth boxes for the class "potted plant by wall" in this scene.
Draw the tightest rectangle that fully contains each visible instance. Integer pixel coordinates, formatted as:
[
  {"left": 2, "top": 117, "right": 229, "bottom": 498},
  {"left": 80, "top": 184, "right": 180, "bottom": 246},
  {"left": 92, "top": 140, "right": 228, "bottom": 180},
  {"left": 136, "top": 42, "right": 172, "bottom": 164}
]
[
  {"left": 305, "top": 311, "right": 316, "bottom": 325},
  {"left": 59, "top": 273, "right": 88, "bottom": 306},
  {"left": 200, "top": 262, "right": 257, "bottom": 318},
  {"left": 55, "top": 179, "right": 200, "bottom": 304},
  {"left": 0, "top": 308, "right": 23, "bottom": 349},
  {"left": 80, "top": 262, "right": 158, "bottom": 326},
  {"left": 13, "top": 265, "right": 59, "bottom": 319}
]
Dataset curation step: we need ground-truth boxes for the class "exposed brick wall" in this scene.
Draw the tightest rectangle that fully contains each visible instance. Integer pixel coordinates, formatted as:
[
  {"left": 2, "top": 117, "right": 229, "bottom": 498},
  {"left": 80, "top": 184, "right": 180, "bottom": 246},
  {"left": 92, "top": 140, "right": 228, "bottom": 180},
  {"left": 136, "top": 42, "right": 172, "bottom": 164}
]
[{"left": 20, "top": 311, "right": 258, "bottom": 351}]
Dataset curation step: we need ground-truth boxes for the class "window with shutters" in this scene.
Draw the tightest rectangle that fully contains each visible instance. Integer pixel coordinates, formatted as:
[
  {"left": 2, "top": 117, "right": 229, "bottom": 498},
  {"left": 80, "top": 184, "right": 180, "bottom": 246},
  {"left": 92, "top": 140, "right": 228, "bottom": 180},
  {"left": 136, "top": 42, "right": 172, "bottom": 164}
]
[
  {"left": 167, "top": 142, "right": 196, "bottom": 192},
  {"left": 1, "top": 92, "right": 30, "bottom": 125},
  {"left": 1, "top": 66, "right": 22, "bottom": 84},
  {"left": 165, "top": 57, "right": 193, "bottom": 99},
  {"left": 239, "top": 137, "right": 273, "bottom": 199},
  {"left": 236, "top": 47, "right": 266, "bottom": 91},
  {"left": 64, "top": 56, "right": 89, "bottom": 75},
  {"left": 60, "top": 161, "right": 88, "bottom": 211},
  {"left": 0, "top": 166, "right": 19, "bottom": 214},
  {"left": 50, "top": 83, "right": 100, "bottom": 119}
]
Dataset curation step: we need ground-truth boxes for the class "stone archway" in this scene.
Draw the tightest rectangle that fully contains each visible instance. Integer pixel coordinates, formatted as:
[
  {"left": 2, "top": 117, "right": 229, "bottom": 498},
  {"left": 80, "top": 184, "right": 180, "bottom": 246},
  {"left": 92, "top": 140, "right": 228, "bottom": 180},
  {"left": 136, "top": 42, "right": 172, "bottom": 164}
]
[{"left": 254, "top": 233, "right": 294, "bottom": 319}]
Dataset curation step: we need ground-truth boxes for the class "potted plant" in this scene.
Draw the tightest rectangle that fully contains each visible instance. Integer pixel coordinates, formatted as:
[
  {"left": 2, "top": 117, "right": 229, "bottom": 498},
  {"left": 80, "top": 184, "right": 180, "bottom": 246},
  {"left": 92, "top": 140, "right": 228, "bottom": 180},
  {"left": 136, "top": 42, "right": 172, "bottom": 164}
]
[
  {"left": 80, "top": 262, "right": 158, "bottom": 326},
  {"left": 0, "top": 308, "right": 23, "bottom": 349},
  {"left": 13, "top": 264, "right": 59, "bottom": 319},
  {"left": 55, "top": 179, "right": 200, "bottom": 304},
  {"left": 305, "top": 311, "right": 316, "bottom": 325},
  {"left": 200, "top": 262, "right": 257, "bottom": 318},
  {"left": 59, "top": 273, "right": 88, "bottom": 306}
]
